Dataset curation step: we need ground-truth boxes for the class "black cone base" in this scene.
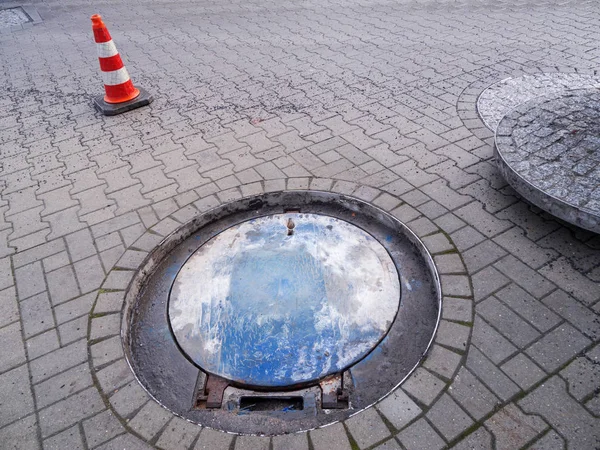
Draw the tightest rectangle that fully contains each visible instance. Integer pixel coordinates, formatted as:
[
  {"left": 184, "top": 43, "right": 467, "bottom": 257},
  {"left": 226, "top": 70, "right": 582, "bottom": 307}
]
[{"left": 93, "top": 87, "right": 153, "bottom": 116}]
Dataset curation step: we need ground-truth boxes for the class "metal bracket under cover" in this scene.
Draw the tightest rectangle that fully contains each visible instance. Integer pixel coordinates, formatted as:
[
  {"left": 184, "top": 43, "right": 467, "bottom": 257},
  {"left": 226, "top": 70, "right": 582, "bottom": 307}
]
[
  {"left": 194, "top": 372, "right": 230, "bottom": 409},
  {"left": 319, "top": 373, "right": 349, "bottom": 409}
]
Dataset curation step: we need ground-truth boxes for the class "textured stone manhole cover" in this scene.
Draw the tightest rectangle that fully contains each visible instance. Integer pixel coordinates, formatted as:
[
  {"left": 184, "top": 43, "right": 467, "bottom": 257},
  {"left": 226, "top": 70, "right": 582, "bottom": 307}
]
[
  {"left": 477, "top": 73, "right": 600, "bottom": 131},
  {"left": 169, "top": 213, "right": 401, "bottom": 388},
  {"left": 0, "top": 7, "right": 31, "bottom": 28},
  {"left": 495, "top": 89, "right": 600, "bottom": 232},
  {"left": 124, "top": 191, "right": 440, "bottom": 435}
]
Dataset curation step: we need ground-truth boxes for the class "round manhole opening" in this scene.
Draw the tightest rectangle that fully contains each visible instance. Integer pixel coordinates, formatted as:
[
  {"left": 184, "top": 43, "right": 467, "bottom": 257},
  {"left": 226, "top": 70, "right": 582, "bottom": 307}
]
[{"left": 124, "top": 191, "right": 441, "bottom": 435}]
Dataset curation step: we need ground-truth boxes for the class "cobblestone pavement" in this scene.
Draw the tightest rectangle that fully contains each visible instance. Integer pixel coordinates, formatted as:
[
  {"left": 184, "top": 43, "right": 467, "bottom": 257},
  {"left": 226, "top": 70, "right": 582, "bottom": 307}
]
[{"left": 1, "top": 0, "right": 599, "bottom": 448}]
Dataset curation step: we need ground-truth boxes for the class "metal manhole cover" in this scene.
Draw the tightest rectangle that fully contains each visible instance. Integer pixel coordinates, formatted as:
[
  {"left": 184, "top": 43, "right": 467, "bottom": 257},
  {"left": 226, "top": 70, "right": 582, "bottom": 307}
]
[
  {"left": 124, "top": 191, "right": 440, "bottom": 435},
  {"left": 169, "top": 213, "right": 400, "bottom": 388}
]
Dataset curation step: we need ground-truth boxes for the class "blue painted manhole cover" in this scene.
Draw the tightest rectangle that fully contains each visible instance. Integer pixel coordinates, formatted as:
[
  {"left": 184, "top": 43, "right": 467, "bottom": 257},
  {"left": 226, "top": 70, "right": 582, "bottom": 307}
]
[{"left": 169, "top": 213, "right": 401, "bottom": 388}]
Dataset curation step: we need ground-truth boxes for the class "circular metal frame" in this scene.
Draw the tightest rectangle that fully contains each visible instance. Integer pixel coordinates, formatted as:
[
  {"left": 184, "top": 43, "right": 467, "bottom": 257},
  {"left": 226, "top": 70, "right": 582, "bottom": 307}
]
[
  {"left": 122, "top": 191, "right": 441, "bottom": 435},
  {"left": 494, "top": 89, "right": 600, "bottom": 233}
]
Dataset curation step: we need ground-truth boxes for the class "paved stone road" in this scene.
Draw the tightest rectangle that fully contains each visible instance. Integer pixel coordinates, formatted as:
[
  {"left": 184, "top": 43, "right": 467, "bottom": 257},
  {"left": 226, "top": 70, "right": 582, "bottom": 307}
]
[{"left": 0, "top": 0, "right": 599, "bottom": 448}]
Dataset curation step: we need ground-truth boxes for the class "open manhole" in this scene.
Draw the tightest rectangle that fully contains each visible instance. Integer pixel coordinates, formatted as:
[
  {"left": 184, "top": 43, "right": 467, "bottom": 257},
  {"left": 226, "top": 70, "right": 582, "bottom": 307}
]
[{"left": 124, "top": 191, "right": 441, "bottom": 435}]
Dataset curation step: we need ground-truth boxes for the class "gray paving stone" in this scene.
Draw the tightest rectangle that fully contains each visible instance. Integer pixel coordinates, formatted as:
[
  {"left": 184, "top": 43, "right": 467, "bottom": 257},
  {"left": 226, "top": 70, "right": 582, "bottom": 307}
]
[
  {"left": 520, "top": 377, "right": 600, "bottom": 450},
  {"left": 449, "top": 367, "right": 500, "bottom": 420},
  {"left": 450, "top": 226, "right": 486, "bottom": 252},
  {"left": 73, "top": 256, "right": 105, "bottom": 293},
  {"left": 272, "top": 432, "right": 309, "bottom": 450},
  {"left": 20, "top": 291, "right": 54, "bottom": 338},
  {"left": 65, "top": 228, "right": 96, "bottom": 262},
  {"left": 462, "top": 240, "right": 507, "bottom": 273},
  {"left": 91, "top": 336, "right": 123, "bottom": 368},
  {"left": 426, "top": 393, "right": 474, "bottom": 441},
  {"left": 0, "top": 257, "right": 13, "bottom": 291},
  {"left": 471, "top": 266, "right": 510, "bottom": 302},
  {"left": 397, "top": 418, "right": 445, "bottom": 450},
  {"left": 372, "top": 439, "right": 401, "bottom": 450},
  {"left": 421, "top": 179, "right": 471, "bottom": 210},
  {"left": 26, "top": 329, "right": 60, "bottom": 360},
  {"left": 435, "top": 320, "right": 470, "bottom": 351},
  {"left": 402, "top": 368, "right": 446, "bottom": 406},
  {"left": 96, "top": 359, "right": 135, "bottom": 394},
  {"left": 346, "top": 407, "right": 391, "bottom": 448},
  {"left": 108, "top": 380, "right": 149, "bottom": 418},
  {"left": 452, "top": 427, "right": 493, "bottom": 450},
  {"left": 82, "top": 410, "right": 125, "bottom": 448},
  {"left": 235, "top": 435, "right": 270, "bottom": 450},
  {"left": 377, "top": 389, "right": 422, "bottom": 431},
  {"left": 127, "top": 401, "right": 173, "bottom": 442},
  {"left": 539, "top": 257, "right": 600, "bottom": 306},
  {"left": 14, "top": 261, "right": 45, "bottom": 300},
  {"left": 528, "top": 430, "right": 565, "bottom": 450},
  {"left": 493, "top": 227, "right": 557, "bottom": 269},
  {"left": 310, "top": 423, "right": 352, "bottom": 450},
  {"left": 30, "top": 339, "right": 88, "bottom": 384},
  {"left": 43, "top": 425, "right": 84, "bottom": 450},
  {"left": 39, "top": 387, "right": 104, "bottom": 438},
  {"left": 0, "top": 287, "right": 19, "bottom": 329},
  {"left": 494, "top": 256, "right": 555, "bottom": 299},
  {"left": 194, "top": 428, "right": 233, "bottom": 450},
  {"left": 0, "top": 322, "right": 26, "bottom": 372},
  {"left": 500, "top": 353, "right": 546, "bottom": 390},
  {"left": 96, "top": 433, "right": 153, "bottom": 450},
  {"left": 90, "top": 314, "right": 121, "bottom": 340},
  {"left": 485, "top": 404, "right": 547, "bottom": 450},
  {"left": 0, "top": 364, "right": 34, "bottom": 427},
  {"left": 477, "top": 297, "right": 540, "bottom": 348},
  {"left": 466, "top": 347, "right": 520, "bottom": 402},
  {"left": 542, "top": 290, "right": 600, "bottom": 340},
  {"left": 455, "top": 202, "right": 511, "bottom": 238},
  {"left": 156, "top": 417, "right": 201, "bottom": 450},
  {"left": 495, "top": 284, "right": 561, "bottom": 333},
  {"left": 422, "top": 344, "right": 462, "bottom": 380},
  {"left": 434, "top": 254, "right": 465, "bottom": 275},
  {"left": 422, "top": 233, "right": 454, "bottom": 255},
  {"left": 53, "top": 292, "right": 96, "bottom": 324},
  {"left": 42, "top": 252, "right": 70, "bottom": 273},
  {"left": 526, "top": 323, "right": 591, "bottom": 373},
  {"left": 0, "top": 414, "right": 40, "bottom": 450},
  {"left": 560, "top": 355, "right": 600, "bottom": 401},
  {"left": 34, "top": 362, "right": 92, "bottom": 409},
  {"left": 46, "top": 266, "right": 80, "bottom": 305},
  {"left": 434, "top": 213, "right": 466, "bottom": 234},
  {"left": 442, "top": 297, "right": 472, "bottom": 323}
]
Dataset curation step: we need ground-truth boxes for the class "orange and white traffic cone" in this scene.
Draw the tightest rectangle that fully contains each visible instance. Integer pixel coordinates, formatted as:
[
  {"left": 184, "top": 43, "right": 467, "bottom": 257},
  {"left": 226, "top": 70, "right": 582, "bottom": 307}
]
[{"left": 91, "top": 14, "right": 152, "bottom": 115}]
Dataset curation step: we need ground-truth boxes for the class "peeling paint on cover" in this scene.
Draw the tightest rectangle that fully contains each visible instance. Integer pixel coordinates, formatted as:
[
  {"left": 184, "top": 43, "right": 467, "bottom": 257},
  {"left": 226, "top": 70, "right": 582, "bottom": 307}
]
[{"left": 169, "top": 213, "right": 401, "bottom": 387}]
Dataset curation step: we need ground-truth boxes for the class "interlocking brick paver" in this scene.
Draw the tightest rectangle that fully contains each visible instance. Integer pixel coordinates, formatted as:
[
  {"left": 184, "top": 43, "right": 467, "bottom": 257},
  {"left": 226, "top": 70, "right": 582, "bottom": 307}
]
[
  {"left": 485, "top": 404, "right": 547, "bottom": 450},
  {"left": 397, "top": 418, "right": 445, "bottom": 450},
  {"left": 347, "top": 407, "right": 391, "bottom": 448},
  {"left": 194, "top": 428, "right": 234, "bottom": 450},
  {"left": 0, "top": 322, "right": 26, "bottom": 371},
  {"left": 520, "top": 377, "right": 600, "bottom": 450},
  {"left": 526, "top": 323, "right": 591, "bottom": 373},
  {"left": 310, "top": 423, "right": 352, "bottom": 450},
  {"left": 0, "top": 364, "right": 34, "bottom": 428}
]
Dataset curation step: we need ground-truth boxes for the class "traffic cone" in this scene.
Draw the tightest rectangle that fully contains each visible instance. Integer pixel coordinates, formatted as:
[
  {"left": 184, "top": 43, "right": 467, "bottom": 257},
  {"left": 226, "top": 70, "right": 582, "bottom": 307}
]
[{"left": 91, "top": 14, "right": 152, "bottom": 116}]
